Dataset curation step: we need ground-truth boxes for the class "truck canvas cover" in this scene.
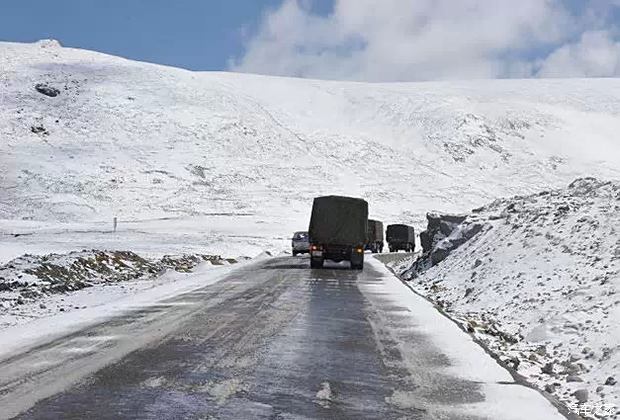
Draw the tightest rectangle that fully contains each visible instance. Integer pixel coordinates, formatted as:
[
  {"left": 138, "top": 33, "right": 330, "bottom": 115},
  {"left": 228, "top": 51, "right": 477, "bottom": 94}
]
[
  {"left": 387, "top": 224, "right": 415, "bottom": 242},
  {"left": 309, "top": 196, "right": 368, "bottom": 245}
]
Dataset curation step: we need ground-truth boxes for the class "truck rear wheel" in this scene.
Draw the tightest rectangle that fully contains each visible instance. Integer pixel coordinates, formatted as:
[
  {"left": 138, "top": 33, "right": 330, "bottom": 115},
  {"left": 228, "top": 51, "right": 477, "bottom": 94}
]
[
  {"left": 350, "top": 252, "right": 364, "bottom": 270},
  {"left": 351, "top": 261, "right": 363, "bottom": 270},
  {"left": 310, "top": 257, "right": 324, "bottom": 269}
]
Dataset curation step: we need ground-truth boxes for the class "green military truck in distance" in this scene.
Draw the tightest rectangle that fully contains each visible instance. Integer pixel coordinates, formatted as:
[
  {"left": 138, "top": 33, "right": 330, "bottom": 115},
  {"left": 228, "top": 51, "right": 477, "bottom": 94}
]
[
  {"left": 386, "top": 224, "right": 415, "bottom": 253},
  {"left": 365, "top": 219, "right": 384, "bottom": 253},
  {"left": 308, "top": 196, "right": 368, "bottom": 270}
]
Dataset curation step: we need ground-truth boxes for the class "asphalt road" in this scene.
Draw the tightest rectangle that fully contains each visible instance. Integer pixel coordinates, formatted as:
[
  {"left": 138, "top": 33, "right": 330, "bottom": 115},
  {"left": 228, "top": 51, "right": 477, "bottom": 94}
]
[{"left": 0, "top": 257, "right": 560, "bottom": 420}]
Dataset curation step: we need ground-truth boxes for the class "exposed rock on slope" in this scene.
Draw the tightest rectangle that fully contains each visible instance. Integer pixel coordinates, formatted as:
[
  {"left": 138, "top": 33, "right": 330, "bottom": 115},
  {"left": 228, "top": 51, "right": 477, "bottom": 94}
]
[
  {"left": 418, "top": 212, "right": 482, "bottom": 266},
  {"left": 391, "top": 178, "right": 620, "bottom": 419},
  {"left": 34, "top": 83, "right": 60, "bottom": 97}
]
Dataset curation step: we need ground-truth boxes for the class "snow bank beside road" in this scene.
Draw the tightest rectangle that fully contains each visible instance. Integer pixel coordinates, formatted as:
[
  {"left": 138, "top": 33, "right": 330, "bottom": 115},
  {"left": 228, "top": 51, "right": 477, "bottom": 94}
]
[
  {"left": 0, "top": 249, "right": 235, "bottom": 330},
  {"left": 390, "top": 178, "right": 620, "bottom": 419},
  {"left": 364, "top": 258, "right": 566, "bottom": 420},
  {"left": 0, "top": 260, "right": 237, "bottom": 360}
]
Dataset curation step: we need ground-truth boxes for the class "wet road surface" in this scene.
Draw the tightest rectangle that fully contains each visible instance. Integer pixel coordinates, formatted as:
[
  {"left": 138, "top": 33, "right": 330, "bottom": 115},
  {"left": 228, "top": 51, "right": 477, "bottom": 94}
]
[{"left": 0, "top": 257, "right": 563, "bottom": 420}]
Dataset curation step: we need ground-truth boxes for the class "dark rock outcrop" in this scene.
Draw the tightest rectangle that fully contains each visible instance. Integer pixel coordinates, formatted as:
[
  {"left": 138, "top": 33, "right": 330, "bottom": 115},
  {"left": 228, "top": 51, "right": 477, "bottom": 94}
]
[
  {"left": 420, "top": 212, "right": 467, "bottom": 254},
  {"left": 426, "top": 212, "right": 482, "bottom": 265},
  {"left": 420, "top": 230, "right": 432, "bottom": 254},
  {"left": 31, "top": 125, "right": 49, "bottom": 135},
  {"left": 35, "top": 83, "right": 60, "bottom": 97},
  {"left": 407, "top": 212, "right": 486, "bottom": 278}
]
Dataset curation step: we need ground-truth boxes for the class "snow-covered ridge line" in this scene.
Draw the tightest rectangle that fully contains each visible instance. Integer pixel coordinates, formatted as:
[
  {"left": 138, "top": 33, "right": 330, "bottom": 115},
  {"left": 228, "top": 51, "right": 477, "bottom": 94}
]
[{"left": 389, "top": 177, "right": 619, "bottom": 419}]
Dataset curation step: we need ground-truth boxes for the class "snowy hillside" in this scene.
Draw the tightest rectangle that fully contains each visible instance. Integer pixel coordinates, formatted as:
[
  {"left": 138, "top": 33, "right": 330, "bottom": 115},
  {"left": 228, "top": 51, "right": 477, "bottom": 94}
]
[
  {"left": 390, "top": 178, "right": 619, "bottom": 418},
  {"left": 1, "top": 39, "right": 620, "bottom": 259}
]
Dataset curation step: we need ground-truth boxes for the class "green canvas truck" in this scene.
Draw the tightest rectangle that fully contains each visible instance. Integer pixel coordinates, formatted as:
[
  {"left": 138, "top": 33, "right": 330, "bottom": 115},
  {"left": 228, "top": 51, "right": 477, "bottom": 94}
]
[
  {"left": 308, "top": 196, "right": 368, "bottom": 270},
  {"left": 386, "top": 224, "right": 415, "bottom": 253}
]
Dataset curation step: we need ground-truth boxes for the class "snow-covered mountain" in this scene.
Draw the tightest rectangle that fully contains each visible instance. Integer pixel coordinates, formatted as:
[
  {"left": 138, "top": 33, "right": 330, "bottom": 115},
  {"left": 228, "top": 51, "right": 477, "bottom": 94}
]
[{"left": 1, "top": 40, "right": 620, "bottom": 259}]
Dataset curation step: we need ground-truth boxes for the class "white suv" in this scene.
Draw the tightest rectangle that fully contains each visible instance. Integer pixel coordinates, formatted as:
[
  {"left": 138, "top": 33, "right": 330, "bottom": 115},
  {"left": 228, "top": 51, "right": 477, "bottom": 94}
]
[{"left": 291, "top": 231, "right": 310, "bottom": 256}]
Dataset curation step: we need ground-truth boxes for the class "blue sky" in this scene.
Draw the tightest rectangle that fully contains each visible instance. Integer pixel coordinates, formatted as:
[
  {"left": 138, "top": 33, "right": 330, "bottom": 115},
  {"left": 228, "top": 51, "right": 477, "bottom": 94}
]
[
  {"left": 1, "top": 0, "right": 619, "bottom": 80},
  {"left": 0, "top": 0, "right": 331, "bottom": 71}
]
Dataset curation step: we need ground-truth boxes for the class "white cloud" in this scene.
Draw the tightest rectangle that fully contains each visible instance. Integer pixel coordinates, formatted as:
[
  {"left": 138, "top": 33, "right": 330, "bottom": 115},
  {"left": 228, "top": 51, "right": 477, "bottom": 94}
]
[
  {"left": 536, "top": 30, "right": 620, "bottom": 77},
  {"left": 230, "top": 0, "right": 620, "bottom": 81}
]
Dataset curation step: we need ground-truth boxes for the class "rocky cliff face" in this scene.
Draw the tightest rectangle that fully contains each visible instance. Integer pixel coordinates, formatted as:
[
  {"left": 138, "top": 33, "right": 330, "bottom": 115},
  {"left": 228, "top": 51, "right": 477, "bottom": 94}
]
[{"left": 406, "top": 212, "right": 485, "bottom": 278}]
